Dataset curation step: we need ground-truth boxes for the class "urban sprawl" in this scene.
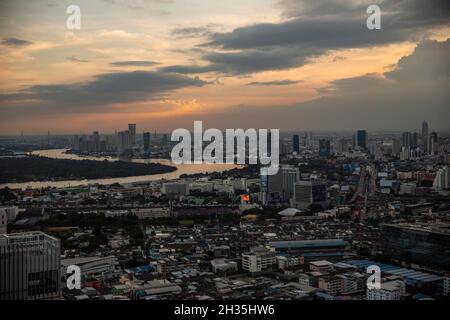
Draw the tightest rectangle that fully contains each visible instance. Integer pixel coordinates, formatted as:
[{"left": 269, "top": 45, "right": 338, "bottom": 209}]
[{"left": 1, "top": 121, "right": 449, "bottom": 301}]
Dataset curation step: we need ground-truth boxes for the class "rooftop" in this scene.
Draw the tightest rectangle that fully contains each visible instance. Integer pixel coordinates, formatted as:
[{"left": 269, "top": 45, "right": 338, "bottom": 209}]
[{"left": 268, "top": 239, "right": 350, "bottom": 249}]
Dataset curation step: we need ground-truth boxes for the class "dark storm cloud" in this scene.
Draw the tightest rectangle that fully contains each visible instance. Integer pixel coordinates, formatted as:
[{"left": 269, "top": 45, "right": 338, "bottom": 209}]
[
  {"left": 0, "top": 71, "right": 207, "bottom": 116},
  {"left": 204, "top": 17, "right": 406, "bottom": 50},
  {"left": 192, "top": 39, "right": 450, "bottom": 131},
  {"left": 161, "top": 47, "right": 320, "bottom": 75},
  {"left": 247, "top": 80, "right": 303, "bottom": 86},
  {"left": 2, "top": 37, "right": 33, "bottom": 47},
  {"left": 279, "top": 0, "right": 450, "bottom": 23},
  {"left": 385, "top": 39, "right": 450, "bottom": 81},
  {"left": 110, "top": 61, "right": 159, "bottom": 67},
  {"left": 164, "top": 0, "right": 449, "bottom": 75}
]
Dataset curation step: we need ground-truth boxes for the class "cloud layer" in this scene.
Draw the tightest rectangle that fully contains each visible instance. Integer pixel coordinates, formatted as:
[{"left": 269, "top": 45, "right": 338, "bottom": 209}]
[
  {"left": 0, "top": 71, "right": 207, "bottom": 117},
  {"left": 164, "top": 0, "right": 450, "bottom": 75}
]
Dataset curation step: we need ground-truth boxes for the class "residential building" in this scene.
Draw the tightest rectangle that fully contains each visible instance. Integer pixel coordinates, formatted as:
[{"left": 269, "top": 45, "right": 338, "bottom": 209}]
[{"left": 242, "top": 246, "right": 276, "bottom": 273}]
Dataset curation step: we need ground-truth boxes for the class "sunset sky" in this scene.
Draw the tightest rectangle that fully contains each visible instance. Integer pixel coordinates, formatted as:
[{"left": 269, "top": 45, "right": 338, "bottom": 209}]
[{"left": 0, "top": 0, "right": 449, "bottom": 134}]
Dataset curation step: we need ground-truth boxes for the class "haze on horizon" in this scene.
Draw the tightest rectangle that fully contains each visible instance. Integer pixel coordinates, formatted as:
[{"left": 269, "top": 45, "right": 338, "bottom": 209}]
[{"left": 0, "top": 0, "right": 449, "bottom": 135}]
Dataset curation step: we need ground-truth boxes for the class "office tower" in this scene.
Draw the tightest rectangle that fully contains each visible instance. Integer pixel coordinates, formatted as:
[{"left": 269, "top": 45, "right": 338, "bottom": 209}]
[
  {"left": 356, "top": 130, "right": 368, "bottom": 150},
  {"left": 0, "top": 232, "right": 61, "bottom": 300},
  {"left": 412, "top": 132, "right": 418, "bottom": 149},
  {"left": 72, "top": 135, "right": 80, "bottom": 151},
  {"left": 293, "top": 135, "right": 300, "bottom": 154},
  {"left": 293, "top": 180, "right": 328, "bottom": 210},
  {"left": 128, "top": 123, "right": 137, "bottom": 147},
  {"left": 422, "top": 121, "right": 429, "bottom": 153},
  {"left": 267, "top": 165, "right": 300, "bottom": 204},
  {"left": 402, "top": 132, "right": 412, "bottom": 148},
  {"left": 429, "top": 132, "right": 438, "bottom": 155},
  {"left": 267, "top": 132, "right": 272, "bottom": 156},
  {"left": 162, "top": 133, "right": 168, "bottom": 147},
  {"left": 392, "top": 138, "right": 401, "bottom": 156},
  {"left": 281, "top": 141, "right": 291, "bottom": 156},
  {"left": 335, "top": 138, "right": 348, "bottom": 154},
  {"left": 143, "top": 132, "right": 151, "bottom": 153},
  {"left": 306, "top": 132, "right": 314, "bottom": 148},
  {"left": 92, "top": 131, "right": 100, "bottom": 153},
  {"left": 117, "top": 130, "right": 130, "bottom": 154},
  {"left": 319, "top": 139, "right": 331, "bottom": 158},
  {"left": 381, "top": 223, "right": 450, "bottom": 270}
]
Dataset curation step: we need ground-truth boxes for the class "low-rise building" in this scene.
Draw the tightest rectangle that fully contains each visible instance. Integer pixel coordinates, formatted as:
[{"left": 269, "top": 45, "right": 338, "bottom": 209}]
[
  {"left": 131, "top": 207, "right": 170, "bottom": 220},
  {"left": 366, "top": 280, "right": 404, "bottom": 300},
  {"left": 242, "top": 246, "right": 276, "bottom": 273},
  {"left": 211, "top": 258, "right": 238, "bottom": 274}
]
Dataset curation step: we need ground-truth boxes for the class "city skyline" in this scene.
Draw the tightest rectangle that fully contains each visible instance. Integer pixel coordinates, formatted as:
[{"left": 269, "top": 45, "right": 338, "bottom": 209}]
[
  {"left": 0, "top": 119, "right": 446, "bottom": 137},
  {"left": 0, "top": 0, "right": 449, "bottom": 134}
]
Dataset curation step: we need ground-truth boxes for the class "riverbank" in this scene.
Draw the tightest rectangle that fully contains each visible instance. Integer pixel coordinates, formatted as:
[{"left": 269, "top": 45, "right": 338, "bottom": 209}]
[
  {"left": 0, "top": 156, "right": 177, "bottom": 184},
  {"left": 0, "top": 149, "right": 241, "bottom": 189}
]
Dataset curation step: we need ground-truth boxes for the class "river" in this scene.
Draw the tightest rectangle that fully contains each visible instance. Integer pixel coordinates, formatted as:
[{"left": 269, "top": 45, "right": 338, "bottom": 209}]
[{"left": 0, "top": 149, "right": 240, "bottom": 189}]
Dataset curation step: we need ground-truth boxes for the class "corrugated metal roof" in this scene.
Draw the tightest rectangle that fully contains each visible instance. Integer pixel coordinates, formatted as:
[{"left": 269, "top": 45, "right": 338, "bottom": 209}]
[{"left": 347, "top": 259, "right": 443, "bottom": 284}]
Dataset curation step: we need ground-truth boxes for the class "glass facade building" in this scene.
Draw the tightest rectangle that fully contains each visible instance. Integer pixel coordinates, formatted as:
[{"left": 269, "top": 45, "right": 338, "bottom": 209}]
[{"left": 381, "top": 223, "right": 450, "bottom": 271}]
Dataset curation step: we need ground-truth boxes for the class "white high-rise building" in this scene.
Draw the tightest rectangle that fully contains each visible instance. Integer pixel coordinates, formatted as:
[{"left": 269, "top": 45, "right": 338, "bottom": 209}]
[{"left": 433, "top": 166, "right": 449, "bottom": 190}]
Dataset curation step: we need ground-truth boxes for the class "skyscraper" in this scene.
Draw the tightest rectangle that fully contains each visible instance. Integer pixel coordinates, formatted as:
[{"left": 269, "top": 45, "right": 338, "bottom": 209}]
[
  {"left": 402, "top": 132, "right": 412, "bottom": 148},
  {"left": 293, "top": 135, "right": 300, "bottom": 154},
  {"left": 293, "top": 180, "right": 328, "bottom": 210},
  {"left": 117, "top": 130, "right": 130, "bottom": 154},
  {"left": 128, "top": 123, "right": 137, "bottom": 147},
  {"left": 412, "top": 132, "right": 418, "bottom": 149},
  {"left": 429, "top": 132, "right": 438, "bottom": 155},
  {"left": 0, "top": 232, "right": 61, "bottom": 300},
  {"left": 143, "top": 132, "right": 151, "bottom": 153},
  {"left": 92, "top": 131, "right": 100, "bottom": 153},
  {"left": 356, "top": 130, "right": 368, "bottom": 150},
  {"left": 335, "top": 138, "right": 349, "bottom": 154},
  {"left": 319, "top": 139, "right": 331, "bottom": 158},
  {"left": 422, "top": 121, "right": 429, "bottom": 153},
  {"left": 392, "top": 138, "right": 401, "bottom": 156},
  {"left": 267, "top": 165, "right": 300, "bottom": 204}
]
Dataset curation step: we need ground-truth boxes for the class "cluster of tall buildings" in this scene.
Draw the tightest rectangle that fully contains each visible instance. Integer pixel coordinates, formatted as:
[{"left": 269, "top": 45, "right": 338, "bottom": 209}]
[
  {"left": 288, "top": 121, "right": 441, "bottom": 161},
  {"left": 263, "top": 165, "right": 328, "bottom": 210},
  {"left": 116, "top": 124, "right": 137, "bottom": 155},
  {"left": 72, "top": 124, "right": 156, "bottom": 156},
  {"left": 394, "top": 121, "right": 440, "bottom": 159}
]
